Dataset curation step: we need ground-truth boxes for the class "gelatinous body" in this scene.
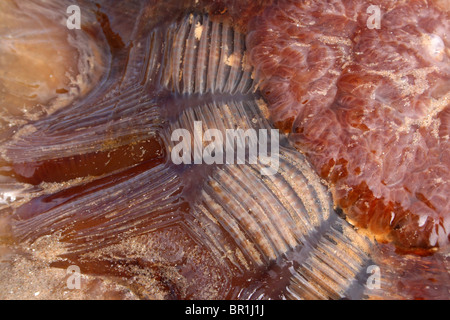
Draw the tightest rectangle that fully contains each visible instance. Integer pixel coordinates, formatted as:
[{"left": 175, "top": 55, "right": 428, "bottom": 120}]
[{"left": 0, "top": 0, "right": 448, "bottom": 300}]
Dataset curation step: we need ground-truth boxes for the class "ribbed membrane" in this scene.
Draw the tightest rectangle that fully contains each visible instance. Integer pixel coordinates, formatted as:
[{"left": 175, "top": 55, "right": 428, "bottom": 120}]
[
  {"left": 12, "top": 163, "right": 185, "bottom": 250},
  {"left": 286, "top": 217, "right": 373, "bottom": 300},
  {"left": 163, "top": 99, "right": 274, "bottom": 163},
  {"left": 192, "top": 148, "right": 333, "bottom": 270},
  {"left": 159, "top": 90, "right": 374, "bottom": 298},
  {"left": 155, "top": 14, "right": 255, "bottom": 95},
  {"left": 1, "top": 86, "right": 161, "bottom": 163}
]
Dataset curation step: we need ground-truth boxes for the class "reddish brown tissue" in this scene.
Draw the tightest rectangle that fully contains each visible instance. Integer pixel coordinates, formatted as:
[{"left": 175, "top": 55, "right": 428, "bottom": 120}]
[{"left": 245, "top": 0, "right": 450, "bottom": 249}]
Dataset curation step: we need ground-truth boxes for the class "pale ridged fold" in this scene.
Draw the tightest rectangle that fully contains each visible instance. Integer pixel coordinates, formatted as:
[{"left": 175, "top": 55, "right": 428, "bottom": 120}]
[
  {"left": 158, "top": 14, "right": 256, "bottom": 95},
  {"left": 162, "top": 94, "right": 374, "bottom": 298},
  {"left": 121, "top": 28, "right": 162, "bottom": 89},
  {"left": 12, "top": 163, "right": 184, "bottom": 252},
  {"left": 182, "top": 15, "right": 199, "bottom": 95},
  {"left": 193, "top": 153, "right": 333, "bottom": 270},
  {"left": 1, "top": 86, "right": 161, "bottom": 163},
  {"left": 163, "top": 99, "right": 270, "bottom": 157},
  {"left": 14, "top": 165, "right": 181, "bottom": 245},
  {"left": 286, "top": 218, "right": 373, "bottom": 300},
  {"left": 195, "top": 15, "right": 210, "bottom": 95},
  {"left": 207, "top": 19, "right": 221, "bottom": 93},
  {"left": 224, "top": 29, "right": 243, "bottom": 93}
]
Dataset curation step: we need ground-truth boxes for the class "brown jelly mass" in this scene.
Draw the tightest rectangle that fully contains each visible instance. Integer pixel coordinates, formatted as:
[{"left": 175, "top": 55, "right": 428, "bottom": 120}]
[
  {"left": 1, "top": 0, "right": 448, "bottom": 300},
  {"left": 244, "top": 0, "right": 449, "bottom": 248},
  {"left": 8, "top": 138, "right": 164, "bottom": 185}
]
